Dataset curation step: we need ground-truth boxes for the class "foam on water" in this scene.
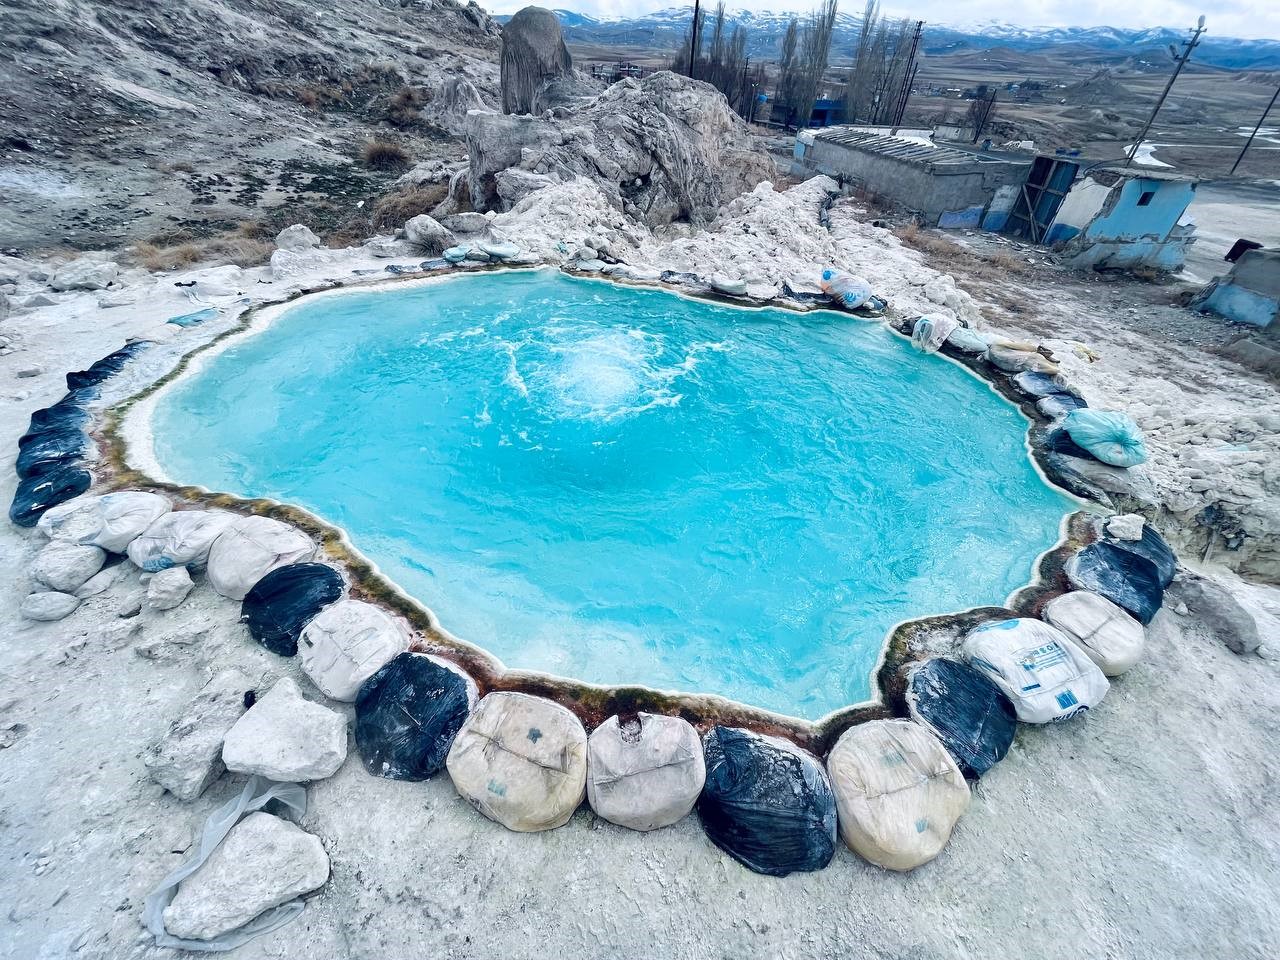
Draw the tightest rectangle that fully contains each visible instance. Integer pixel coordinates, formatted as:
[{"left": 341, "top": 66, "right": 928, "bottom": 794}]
[{"left": 152, "top": 270, "right": 1075, "bottom": 719}]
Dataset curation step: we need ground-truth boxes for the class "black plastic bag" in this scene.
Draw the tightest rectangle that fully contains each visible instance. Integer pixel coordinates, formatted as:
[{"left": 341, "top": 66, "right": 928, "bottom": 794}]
[
  {"left": 1043, "top": 425, "right": 1096, "bottom": 461},
  {"left": 697, "top": 726, "right": 837, "bottom": 877},
  {"left": 240, "top": 563, "right": 344, "bottom": 656},
  {"left": 15, "top": 425, "right": 88, "bottom": 479},
  {"left": 64, "top": 341, "right": 150, "bottom": 391},
  {"left": 1013, "top": 371, "right": 1070, "bottom": 399},
  {"left": 9, "top": 464, "right": 93, "bottom": 527},
  {"left": 907, "top": 658, "right": 1017, "bottom": 780},
  {"left": 355, "top": 653, "right": 472, "bottom": 781},
  {"left": 1105, "top": 524, "right": 1176, "bottom": 588},
  {"left": 25, "top": 398, "right": 91, "bottom": 437},
  {"left": 1067, "top": 542, "right": 1163, "bottom": 625}
]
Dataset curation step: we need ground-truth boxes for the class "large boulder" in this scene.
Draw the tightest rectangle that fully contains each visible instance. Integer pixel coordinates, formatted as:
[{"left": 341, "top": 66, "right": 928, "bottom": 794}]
[
  {"left": 148, "top": 566, "right": 194, "bottom": 610},
  {"left": 274, "top": 224, "right": 321, "bottom": 252},
  {"left": 221, "top": 678, "right": 347, "bottom": 782},
  {"left": 50, "top": 257, "right": 118, "bottom": 291},
  {"left": 162, "top": 812, "right": 329, "bottom": 942},
  {"left": 1175, "top": 573, "right": 1262, "bottom": 655},
  {"left": 697, "top": 726, "right": 837, "bottom": 877},
  {"left": 20, "top": 590, "right": 80, "bottom": 621},
  {"left": 466, "top": 71, "right": 775, "bottom": 226},
  {"left": 587, "top": 713, "right": 705, "bottom": 832},
  {"left": 143, "top": 669, "right": 251, "bottom": 801},
  {"left": 826, "top": 720, "right": 970, "bottom": 871},
  {"left": 446, "top": 692, "right": 587, "bottom": 832},
  {"left": 403, "top": 215, "right": 456, "bottom": 256},
  {"left": 499, "top": 6, "right": 573, "bottom": 116},
  {"left": 31, "top": 540, "right": 106, "bottom": 593}
]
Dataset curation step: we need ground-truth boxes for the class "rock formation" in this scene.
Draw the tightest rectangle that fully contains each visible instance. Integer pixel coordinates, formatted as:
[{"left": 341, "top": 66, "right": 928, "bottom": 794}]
[
  {"left": 467, "top": 71, "right": 776, "bottom": 226},
  {"left": 500, "top": 6, "right": 573, "bottom": 115}
]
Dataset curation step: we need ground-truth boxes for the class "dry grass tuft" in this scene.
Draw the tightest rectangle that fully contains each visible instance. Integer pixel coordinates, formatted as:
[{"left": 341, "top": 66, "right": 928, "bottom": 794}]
[
  {"left": 132, "top": 233, "right": 273, "bottom": 272},
  {"left": 361, "top": 139, "right": 411, "bottom": 170},
  {"left": 387, "top": 85, "right": 429, "bottom": 128}
]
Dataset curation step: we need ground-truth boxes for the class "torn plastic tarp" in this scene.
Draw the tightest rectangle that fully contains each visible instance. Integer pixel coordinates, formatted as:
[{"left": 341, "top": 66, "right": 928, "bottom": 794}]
[
  {"left": 64, "top": 341, "right": 151, "bottom": 391},
  {"left": 1104, "top": 522, "right": 1176, "bottom": 588},
  {"left": 142, "top": 776, "right": 308, "bottom": 953},
  {"left": 10, "top": 464, "right": 92, "bottom": 527}
]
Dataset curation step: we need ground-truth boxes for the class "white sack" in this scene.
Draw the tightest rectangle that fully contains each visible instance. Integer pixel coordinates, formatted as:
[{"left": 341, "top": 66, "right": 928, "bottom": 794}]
[
  {"left": 1041, "top": 590, "right": 1145, "bottom": 677},
  {"left": 298, "top": 600, "right": 409, "bottom": 702},
  {"left": 128, "top": 510, "right": 237, "bottom": 572},
  {"left": 587, "top": 713, "right": 705, "bottom": 832},
  {"left": 446, "top": 692, "right": 587, "bottom": 832},
  {"left": 963, "top": 617, "right": 1109, "bottom": 723},
  {"left": 826, "top": 719, "right": 970, "bottom": 871},
  {"left": 205, "top": 516, "right": 316, "bottom": 600}
]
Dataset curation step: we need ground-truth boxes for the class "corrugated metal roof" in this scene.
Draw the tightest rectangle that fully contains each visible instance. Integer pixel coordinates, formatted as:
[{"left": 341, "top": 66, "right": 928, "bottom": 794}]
[{"left": 813, "top": 128, "right": 1008, "bottom": 166}]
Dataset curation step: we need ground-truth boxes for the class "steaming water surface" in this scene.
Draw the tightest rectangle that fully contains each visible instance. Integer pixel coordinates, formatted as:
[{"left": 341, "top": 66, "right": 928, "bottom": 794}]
[{"left": 153, "top": 271, "right": 1073, "bottom": 718}]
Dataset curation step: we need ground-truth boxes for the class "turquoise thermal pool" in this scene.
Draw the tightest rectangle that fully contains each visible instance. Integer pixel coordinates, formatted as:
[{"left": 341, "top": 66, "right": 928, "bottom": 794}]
[{"left": 151, "top": 270, "right": 1074, "bottom": 719}]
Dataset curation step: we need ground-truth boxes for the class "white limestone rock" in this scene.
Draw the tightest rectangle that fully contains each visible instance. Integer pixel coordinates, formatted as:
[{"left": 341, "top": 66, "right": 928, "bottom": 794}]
[
  {"left": 205, "top": 516, "right": 316, "bottom": 601},
  {"left": 1107, "top": 513, "right": 1146, "bottom": 541},
  {"left": 20, "top": 591, "right": 81, "bottom": 621},
  {"left": 162, "top": 812, "right": 329, "bottom": 941},
  {"left": 148, "top": 566, "right": 194, "bottom": 610},
  {"left": 274, "top": 224, "right": 321, "bottom": 252},
  {"left": 403, "top": 215, "right": 456, "bottom": 256},
  {"left": 222, "top": 678, "right": 347, "bottom": 782},
  {"left": 49, "top": 257, "right": 118, "bottom": 291},
  {"left": 143, "top": 669, "right": 252, "bottom": 801},
  {"left": 31, "top": 540, "right": 107, "bottom": 593}
]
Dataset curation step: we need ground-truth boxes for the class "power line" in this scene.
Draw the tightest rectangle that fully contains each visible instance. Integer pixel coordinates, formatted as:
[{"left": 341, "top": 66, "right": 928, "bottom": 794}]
[
  {"left": 1230, "top": 81, "right": 1280, "bottom": 176},
  {"left": 1124, "top": 16, "right": 1206, "bottom": 169}
]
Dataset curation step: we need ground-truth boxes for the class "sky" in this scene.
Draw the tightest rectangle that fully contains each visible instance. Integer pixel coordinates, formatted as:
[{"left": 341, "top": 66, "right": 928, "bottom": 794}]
[{"left": 484, "top": 0, "right": 1279, "bottom": 41}]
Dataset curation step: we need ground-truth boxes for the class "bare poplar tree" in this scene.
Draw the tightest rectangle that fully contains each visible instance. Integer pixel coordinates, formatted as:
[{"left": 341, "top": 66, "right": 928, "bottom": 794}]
[
  {"left": 795, "top": 0, "right": 839, "bottom": 130},
  {"left": 776, "top": 18, "right": 801, "bottom": 129},
  {"left": 842, "top": 0, "right": 879, "bottom": 123}
]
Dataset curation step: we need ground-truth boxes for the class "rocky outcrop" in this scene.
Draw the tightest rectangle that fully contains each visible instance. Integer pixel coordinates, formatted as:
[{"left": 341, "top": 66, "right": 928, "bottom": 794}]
[
  {"left": 499, "top": 6, "right": 573, "bottom": 115},
  {"left": 466, "top": 71, "right": 775, "bottom": 227},
  {"left": 144, "top": 669, "right": 251, "bottom": 801}
]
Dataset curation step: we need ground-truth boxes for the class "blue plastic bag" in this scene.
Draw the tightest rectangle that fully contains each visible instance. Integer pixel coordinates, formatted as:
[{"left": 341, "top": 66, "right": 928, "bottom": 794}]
[
  {"left": 819, "top": 269, "right": 873, "bottom": 310},
  {"left": 1062, "top": 409, "right": 1147, "bottom": 467}
]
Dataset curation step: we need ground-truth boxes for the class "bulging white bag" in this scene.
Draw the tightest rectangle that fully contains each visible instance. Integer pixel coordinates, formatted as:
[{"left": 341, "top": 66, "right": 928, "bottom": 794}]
[
  {"left": 298, "top": 600, "right": 409, "bottom": 702},
  {"left": 1041, "top": 590, "right": 1145, "bottom": 677},
  {"left": 128, "top": 510, "right": 237, "bottom": 572},
  {"left": 826, "top": 719, "right": 970, "bottom": 871},
  {"left": 587, "top": 713, "right": 705, "bottom": 832},
  {"left": 447, "top": 692, "right": 587, "bottom": 832},
  {"left": 205, "top": 516, "right": 316, "bottom": 601},
  {"left": 963, "top": 618, "right": 1109, "bottom": 723}
]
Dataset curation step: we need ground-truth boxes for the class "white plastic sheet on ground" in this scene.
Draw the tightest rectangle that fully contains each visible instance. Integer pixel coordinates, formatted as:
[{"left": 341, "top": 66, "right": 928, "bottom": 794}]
[
  {"left": 298, "top": 600, "right": 409, "bottom": 701},
  {"left": 1041, "top": 590, "right": 1145, "bottom": 676},
  {"left": 142, "top": 777, "right": 308, "bottom": 953},
  {"left": 128, "top": 510, "right": 237, "bottom": 572},
  {"left": 826, "top": 719, "right": 970, "bottom": 871},
  {"left": 587, "top": 713, "right": 705, "bottom": 831},
  {"left": 446, "top": 692, "right": 587, "bottom": 832},
  {"left": 205, "top": 516, "right": 316, "bottom": 600},
  {"left": 963, "top": 617, "right": 1109, "bottom": 723}
]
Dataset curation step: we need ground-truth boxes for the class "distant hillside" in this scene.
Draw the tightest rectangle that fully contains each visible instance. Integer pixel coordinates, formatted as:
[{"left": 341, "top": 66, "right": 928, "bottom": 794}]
[{"left": 519, "top": 7, "right": 1280, "bottom": 71}]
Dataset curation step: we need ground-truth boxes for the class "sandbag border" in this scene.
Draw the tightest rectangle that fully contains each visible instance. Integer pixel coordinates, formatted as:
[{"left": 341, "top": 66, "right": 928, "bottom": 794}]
[{"left": 51, "top": 267, "right": 1150, "bottom": 755}]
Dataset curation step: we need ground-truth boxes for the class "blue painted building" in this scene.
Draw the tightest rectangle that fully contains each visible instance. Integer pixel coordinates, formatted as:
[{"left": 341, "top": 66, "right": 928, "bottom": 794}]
[
  {"left": 1193, "top": 248, "right": 1280, "bottom": 328},
  {"left": 1042, "top": 168, "right": 1199, "bottom": 272}
]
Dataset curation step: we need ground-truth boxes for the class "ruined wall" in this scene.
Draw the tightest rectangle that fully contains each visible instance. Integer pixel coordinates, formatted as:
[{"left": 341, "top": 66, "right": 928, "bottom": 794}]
[{"left": 1047, "top": 175, "right": 1198, "bottom": 272}]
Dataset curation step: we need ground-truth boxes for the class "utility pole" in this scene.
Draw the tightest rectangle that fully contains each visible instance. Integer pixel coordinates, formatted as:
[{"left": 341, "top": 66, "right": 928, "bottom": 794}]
[
  {"left": 891, "top": 21, "right": 924, "bottom": 129},
  {"left": 970, "top": 89, "right": 997, "bottom": 144},
  {"left": 1124, "top": 16, "right": 1207, "bottom": 168},
  {"left": 1230, "top": 81, "right": 1280, "bottom": 176},
  {"left": 688, "top": 0, "right": 701, "bottom": 81}
]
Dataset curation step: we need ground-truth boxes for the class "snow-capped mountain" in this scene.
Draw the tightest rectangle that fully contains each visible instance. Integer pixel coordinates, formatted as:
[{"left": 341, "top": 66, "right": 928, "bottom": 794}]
[{"left": 509, "top": 7, "right": 1280, "bottom": 70}]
